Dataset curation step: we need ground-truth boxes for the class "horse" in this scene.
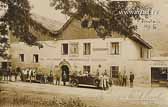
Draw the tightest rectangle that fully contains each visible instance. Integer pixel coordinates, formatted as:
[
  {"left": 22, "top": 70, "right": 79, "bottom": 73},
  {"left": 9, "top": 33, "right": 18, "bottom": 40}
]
[
  {"left": 0, "top": 68, "right": 10, "bottom": 81},
  {"left": 19, "top": 68, "right": 37, "bottom": 82}
]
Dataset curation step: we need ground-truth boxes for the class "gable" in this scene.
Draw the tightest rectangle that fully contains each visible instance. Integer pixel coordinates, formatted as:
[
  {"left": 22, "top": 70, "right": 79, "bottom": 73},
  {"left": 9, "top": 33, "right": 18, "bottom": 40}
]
[
  {"left": 57, "top": 19, "right": 124, "bottom": 40},
  {"left": 57, "top": 19, "right": 98, "bottom": 40}
]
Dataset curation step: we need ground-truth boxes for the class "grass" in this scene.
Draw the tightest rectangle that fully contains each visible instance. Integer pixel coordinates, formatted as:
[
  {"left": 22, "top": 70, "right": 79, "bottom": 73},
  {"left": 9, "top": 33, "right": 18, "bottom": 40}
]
[
  {"left": 0, "top": 87, "right": 97, "bottom": 107},
  {"left": 0, "top": 95, "right": 95, "bottom": 107}
]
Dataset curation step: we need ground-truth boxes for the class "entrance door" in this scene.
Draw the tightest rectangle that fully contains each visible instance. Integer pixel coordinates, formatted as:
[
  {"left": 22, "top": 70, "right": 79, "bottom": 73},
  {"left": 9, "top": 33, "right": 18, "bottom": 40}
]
[
  {"left": 61, "top": 65, "right": 69, "bottom": 82},
  {"left": 1, "top": 62, "right": 8, "bottom": 69},
  {"left": 151, "top": 67, "right": 168, "bottom": 86}
]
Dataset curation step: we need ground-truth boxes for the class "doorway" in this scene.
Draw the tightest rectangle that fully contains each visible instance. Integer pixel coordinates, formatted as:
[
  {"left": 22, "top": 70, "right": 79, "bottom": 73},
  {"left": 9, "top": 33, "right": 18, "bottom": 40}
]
[
  {"left": 61, "top": 65, "right": 69, "bottom": 82},
  {"left": 151, "top": 67, "right": 168, "bottom": 86}
]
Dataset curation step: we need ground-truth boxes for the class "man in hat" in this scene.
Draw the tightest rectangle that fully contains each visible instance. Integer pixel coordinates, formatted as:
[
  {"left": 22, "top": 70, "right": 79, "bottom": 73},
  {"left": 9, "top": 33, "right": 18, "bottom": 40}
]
[{"left": 129, "top": 72, "right": 135, "bottom": 88}]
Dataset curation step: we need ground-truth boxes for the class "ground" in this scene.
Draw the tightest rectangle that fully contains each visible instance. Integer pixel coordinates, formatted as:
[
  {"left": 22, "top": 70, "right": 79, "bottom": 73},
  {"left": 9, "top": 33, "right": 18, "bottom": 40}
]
[{"left": 0, "top": 81, "right": 168, "bottom": 107}]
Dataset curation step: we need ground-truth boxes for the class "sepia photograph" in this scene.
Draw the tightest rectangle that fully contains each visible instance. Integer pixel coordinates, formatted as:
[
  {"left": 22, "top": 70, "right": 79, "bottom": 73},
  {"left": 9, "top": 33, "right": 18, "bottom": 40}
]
[{"left": 0, "top": 0, "right": 168, "bottom": 107}]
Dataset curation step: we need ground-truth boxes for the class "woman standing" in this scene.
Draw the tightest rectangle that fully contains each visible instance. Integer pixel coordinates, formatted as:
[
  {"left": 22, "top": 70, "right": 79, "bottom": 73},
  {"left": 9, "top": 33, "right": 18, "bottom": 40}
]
[{"left": 62, "top": 70, "right": 67, "bottom": 86}]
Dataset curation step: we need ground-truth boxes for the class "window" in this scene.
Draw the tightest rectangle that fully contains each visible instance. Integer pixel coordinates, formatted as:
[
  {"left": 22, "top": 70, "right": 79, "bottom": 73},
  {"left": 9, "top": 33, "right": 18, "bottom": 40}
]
[
  {"left": 1, "top": 62, "right": 8, "bottom": 69},
  {"left": 70, "top": 43, "right": 79, "bottom": 55},
  {"left": 110, "top": 42, "right": 119, "bottom": 55},
  {"left": 62, "top": 43, "right": 68, "bottom": 55},
  {"left": 83, "top": 43, "right": 91, "bottom": 55},
  {"left": 33, "top": 54, "right": 39, "bottom": 63},
  {"left": 147, "top": 50, "right": 150, "bottom": 58},
  {"left": 19, "top": 54, "right": 24, "bottom": 62},
  {"left": 110, "top": 66, "right": 119, "bottom": 78},
  {"left": 83, "top": 66, "right": 91, "bottom": 73},
  {"left": 140, "top": 47, "right": 143, "bottom": 58}
]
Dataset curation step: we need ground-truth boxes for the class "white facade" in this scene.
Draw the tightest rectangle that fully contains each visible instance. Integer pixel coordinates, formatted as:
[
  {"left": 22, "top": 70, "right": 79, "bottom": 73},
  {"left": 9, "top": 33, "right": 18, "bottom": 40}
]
[
  {"left": 10, "top": 35, "right": 153, "bottom": 86},
  {"left": 12, "top": 18, "right": 168, "bottom": 86}
]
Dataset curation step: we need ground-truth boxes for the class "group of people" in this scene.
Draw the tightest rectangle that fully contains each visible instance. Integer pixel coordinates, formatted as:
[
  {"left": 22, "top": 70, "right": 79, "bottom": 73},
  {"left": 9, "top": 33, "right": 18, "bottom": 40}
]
[
  {"left": 1, "top": 66, "right": 135, "bottom": 89},
  {"left": 96, "top": 70, "right": 112, "bottom": 90},
  {"left": 0, "top": 65, "right": 65, "bottom": 85},
  {"left": 99, "top": 71, "right": 111, "bottom": 90},
  {"left": 53, "top": 69, "right": 61, "bottom": 85},
  {"left": 120, "top": 71, "right": 135, "bottom": 88},
  {"left": 96, "top": 70, "right": 135, "bottom": 89},
  {"left": 48, "top": 69, "right": 68, "bottom": 86},
  {"left": 0, "top": 66, "right": 18, "bottom": 82},
  {"left": 0, "top": 66, "right": 38, "bottom": 83}
]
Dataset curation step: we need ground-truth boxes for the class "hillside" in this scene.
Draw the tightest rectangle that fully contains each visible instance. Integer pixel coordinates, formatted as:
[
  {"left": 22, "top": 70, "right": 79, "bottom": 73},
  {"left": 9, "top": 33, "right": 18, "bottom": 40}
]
[{"left": 139, "top": 30, "right": 168, "bottom": 57}]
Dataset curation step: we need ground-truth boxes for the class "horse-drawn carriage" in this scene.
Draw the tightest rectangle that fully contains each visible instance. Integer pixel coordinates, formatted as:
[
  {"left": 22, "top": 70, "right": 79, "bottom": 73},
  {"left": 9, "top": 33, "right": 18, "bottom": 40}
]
[
  {"left": 0, "top": 61, "right": 12, "bottom": 81},
  {"left": 35, "top": 73, "right": 54, "bottom": 84},
  {"left": 19, "top": 68, "right": 53, "bottom": 83}
]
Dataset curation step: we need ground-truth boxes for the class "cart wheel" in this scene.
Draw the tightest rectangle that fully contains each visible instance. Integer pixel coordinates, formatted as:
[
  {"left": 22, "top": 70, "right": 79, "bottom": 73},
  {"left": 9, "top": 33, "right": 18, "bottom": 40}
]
[
  {"left": 95, "top": 79, "right": 100, "bottom": 88},
  {"left": 71, "top": 80, "right": 78, "bottom": 87}
]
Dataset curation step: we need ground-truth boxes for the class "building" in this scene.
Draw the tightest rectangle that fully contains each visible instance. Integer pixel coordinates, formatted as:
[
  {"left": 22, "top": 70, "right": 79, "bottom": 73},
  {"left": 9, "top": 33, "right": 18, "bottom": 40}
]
[{"left": 10, "top": 18, "right": 168, "bottom": 86}]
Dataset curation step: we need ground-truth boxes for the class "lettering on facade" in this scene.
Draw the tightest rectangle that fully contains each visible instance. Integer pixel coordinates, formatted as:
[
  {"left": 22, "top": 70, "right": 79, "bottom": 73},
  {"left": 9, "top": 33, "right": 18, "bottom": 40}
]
[
  {"left": 152, "top": 61, "right": 168, "bottom": 66},
  {"left": 91, "top": 59, "right": 107, "bottom": 61},
  {"left": 40, "top": 58, "right": 61, "bottom": 61},
  {"left": 40, "top": 58, "right": 107, "bottom": 62},
  {"left": 69, "top": 58, "right": 89, "bottom": 61},
  {"left": 92, "top": 48, "right": 108, "bottom": 51}
]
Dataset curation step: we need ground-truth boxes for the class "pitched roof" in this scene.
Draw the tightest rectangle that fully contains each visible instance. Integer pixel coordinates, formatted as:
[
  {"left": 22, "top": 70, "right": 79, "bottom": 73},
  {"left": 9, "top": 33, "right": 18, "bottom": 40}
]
[
  {"left": 55, "top": 18, "right": 152, "bottom": 49},
  {"left": 130, "top": 33, "right": 152, "bottom": 49},
  {"left": 31, "top": 15, "right": 152, "bottom": 49},
  {"left": 31, "top": 13, "right": 66, "bottom": 33}
]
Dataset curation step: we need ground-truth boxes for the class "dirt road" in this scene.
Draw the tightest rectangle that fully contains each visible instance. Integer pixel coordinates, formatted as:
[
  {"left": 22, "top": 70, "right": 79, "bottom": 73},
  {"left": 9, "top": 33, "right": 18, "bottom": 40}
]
[{"left": 0, "top": 81, "right": 168, "bottom": 107}]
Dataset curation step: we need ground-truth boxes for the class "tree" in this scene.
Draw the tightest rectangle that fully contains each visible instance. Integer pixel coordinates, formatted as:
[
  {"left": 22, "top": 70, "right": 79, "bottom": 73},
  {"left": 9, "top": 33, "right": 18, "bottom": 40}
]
[
  {"left": 0, "top": 0, "right": 47, "bottom": 58},
  {"left": 0, "top": 21, "right": 9, "bottom": 58},
  {"left": 0, "top": 1, "right": 9, "bottom": 58},
  {"left": 50, "top": 0, "right": 151, "bottom": 38},
  {"left": 1, "top": 0, "right": 37, "bottom": 44}
]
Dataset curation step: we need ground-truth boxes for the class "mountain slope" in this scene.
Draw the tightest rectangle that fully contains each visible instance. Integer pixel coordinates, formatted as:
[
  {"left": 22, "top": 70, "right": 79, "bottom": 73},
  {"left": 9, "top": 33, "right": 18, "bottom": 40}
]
[{"left": 140, "top": 31, "right": 168, "bottom": 57}]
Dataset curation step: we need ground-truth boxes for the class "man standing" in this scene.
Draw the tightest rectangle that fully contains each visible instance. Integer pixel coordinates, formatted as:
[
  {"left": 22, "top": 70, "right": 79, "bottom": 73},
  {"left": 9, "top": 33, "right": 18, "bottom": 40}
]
[
  {"left": 129, "top": 72, "right": 134, "bottom": 88},
  {"left": 54, "top": 70, "right": 61, "bottom": 85},
  {"left": 8, "top": 65, "right": 12, "bottom": 81},
  {"left": 30, "top": 68, "right": 33, "bottom": 83},
  {"left": 26, "top": 68, "right": 30, "bottom": 82},
  {"left": 13, "top": 68, "right": 18, "bottom": 81},
  {"left": 122, "top": 71, "right": 127, "bottom": 87}
]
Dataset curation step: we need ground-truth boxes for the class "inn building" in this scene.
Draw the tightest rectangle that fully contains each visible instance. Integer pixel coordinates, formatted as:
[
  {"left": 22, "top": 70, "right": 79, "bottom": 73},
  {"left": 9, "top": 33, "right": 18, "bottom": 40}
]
[{"left": 9, "top": 18, "right": 168, "bottom": 86}]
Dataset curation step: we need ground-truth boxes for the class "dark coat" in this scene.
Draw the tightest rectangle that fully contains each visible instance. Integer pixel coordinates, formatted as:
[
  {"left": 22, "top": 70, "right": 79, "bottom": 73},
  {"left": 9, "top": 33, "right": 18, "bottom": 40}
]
[{"left": 130, "top": 74, "right": 134, "bottom": 82}]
